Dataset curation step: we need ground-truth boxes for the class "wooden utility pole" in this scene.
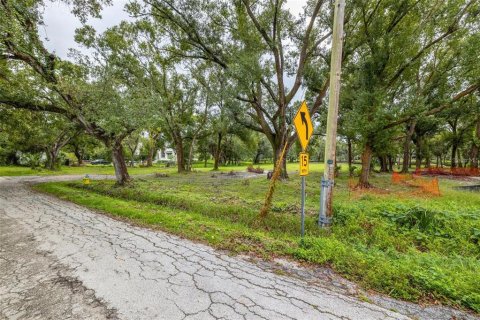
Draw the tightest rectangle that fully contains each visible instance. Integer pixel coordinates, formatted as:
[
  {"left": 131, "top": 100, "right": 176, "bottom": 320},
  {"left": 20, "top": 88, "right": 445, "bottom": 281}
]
[{"left": 319, "top": 0, "right": 345, "bottom": 227}]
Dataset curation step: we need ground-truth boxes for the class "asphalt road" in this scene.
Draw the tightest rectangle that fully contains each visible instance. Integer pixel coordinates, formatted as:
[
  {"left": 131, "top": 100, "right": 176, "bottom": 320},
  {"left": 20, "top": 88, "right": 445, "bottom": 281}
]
[{"left": 0, "top": 176, "right": 478, "bottom": 320}]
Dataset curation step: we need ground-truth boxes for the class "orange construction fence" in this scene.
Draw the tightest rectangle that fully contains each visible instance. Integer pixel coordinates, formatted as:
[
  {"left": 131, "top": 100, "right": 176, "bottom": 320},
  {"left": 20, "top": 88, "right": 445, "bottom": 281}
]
[
  {"left": 392, "top": 172, "right": 412, "bottom": 184},
  {"left": 415, "top": 167, "right": 480, "bottom": 177},
  {"left": 408, "top": 176, "right": 440, "bottom": 196},
  {"left": 392, "top": 172, "right": 440, "bottom": 196}
]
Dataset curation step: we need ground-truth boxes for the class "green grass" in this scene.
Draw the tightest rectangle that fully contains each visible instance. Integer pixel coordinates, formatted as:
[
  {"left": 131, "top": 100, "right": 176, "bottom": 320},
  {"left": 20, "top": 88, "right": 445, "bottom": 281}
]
[
  {"left": 0, "top": 161, "right": 344, "bottom": 177},
  {"left": 0, "top": 165, "right": 152, "bottom": 176},
  {"left": 34, "top": 168, "right": 480, "bottom": 313},
  {"left": 0, "top": 163, "right": 211, "bottom": 176}
]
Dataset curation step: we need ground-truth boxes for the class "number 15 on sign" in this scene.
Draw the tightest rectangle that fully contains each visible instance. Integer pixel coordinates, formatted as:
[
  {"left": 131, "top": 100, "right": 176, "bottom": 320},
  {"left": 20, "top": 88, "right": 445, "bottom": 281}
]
[{"left": 299, "top": 152, "right": 309, "bottom": 176}]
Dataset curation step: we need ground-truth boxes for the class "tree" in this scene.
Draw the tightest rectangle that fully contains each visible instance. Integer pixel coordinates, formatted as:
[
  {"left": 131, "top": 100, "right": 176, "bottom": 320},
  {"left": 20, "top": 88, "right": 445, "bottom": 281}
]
[
  {"left": 340, "top": 0, "right": 479, "bottom": 186},
  {"left": 0, "top": 107, "right": 78, "bottom": 169},
  {"left": 36, "top": 115, "right": 79, "bottom": 170},
  {"left": 411, "top": 118, "right": 439, "bottom": 170},
  {"left": 142, "top": 130, "right": 163, "bottom": 167},
  {"left": 1, "top": 0, "right": 153, "bottom": 184},
  {"left": 252, "top": 135, "right": 273, "bottom": 165},
  {"left": 76, "top": 21, "right": 216, "bottom": 174},
  {"left": 124, "top": 133, "right": 141, "bottom": 167},
  {"left": 66, "top": 133, "right": 100, "bottom": 165},
  {"left": 127, "top": 0, "right": 339, "bottom": 177}
]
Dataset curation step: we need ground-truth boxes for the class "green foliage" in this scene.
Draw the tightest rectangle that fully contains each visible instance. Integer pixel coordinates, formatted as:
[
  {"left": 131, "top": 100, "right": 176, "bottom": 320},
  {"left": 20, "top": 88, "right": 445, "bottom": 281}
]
[
  {"left": 22, "top": 153, "right": 42, "bottom": 169},
  {"left": 381, "top": 206, "right": 443, "bottom": 232}
]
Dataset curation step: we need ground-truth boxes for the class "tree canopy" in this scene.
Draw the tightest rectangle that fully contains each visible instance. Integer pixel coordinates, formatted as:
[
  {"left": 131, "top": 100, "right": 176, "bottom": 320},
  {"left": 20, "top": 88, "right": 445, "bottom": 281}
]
[{"left": 1, "top": 0, "right": 479, "bottom": 186}]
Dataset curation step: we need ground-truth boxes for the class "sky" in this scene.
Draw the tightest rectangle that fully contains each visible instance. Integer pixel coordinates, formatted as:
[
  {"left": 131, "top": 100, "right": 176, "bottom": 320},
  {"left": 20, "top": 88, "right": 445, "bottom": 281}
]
[
  {"left": 42, "top": 0, "right": 308, "bottom": 59},
  {"left": 42, "top": 0, "right": 130, "bottom": 58},
  {"left": 41, "top": 0, "right": 311, "bottom": 101}
]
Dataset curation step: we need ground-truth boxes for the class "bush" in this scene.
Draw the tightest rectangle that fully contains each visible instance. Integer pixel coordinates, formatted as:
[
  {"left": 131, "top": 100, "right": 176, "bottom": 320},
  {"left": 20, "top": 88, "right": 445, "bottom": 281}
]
[
  {"left": 381, "top": 206, "right": 443, "bottom": 232},
  {"left": 21, "top": 153, "right": 42, "bottom": 169},
  {"left": 349, "top": 165, "right": 358, "bottom": 176}
]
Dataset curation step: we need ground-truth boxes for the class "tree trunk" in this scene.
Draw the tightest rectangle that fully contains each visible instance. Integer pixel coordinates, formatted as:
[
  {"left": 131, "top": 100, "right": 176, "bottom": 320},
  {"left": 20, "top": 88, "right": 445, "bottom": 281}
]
[
  {"left": 146, "top": 147, "right": 155, "bottom": 167},
  {"left": 358, "top": 142, "right": 373, "bottom": 188},
  {"left": 44, "top": 130, "right": 76, "bottom": 170},
  {"left": 130, "top": 153, "right": 135, "bottom": 167},
  {"left": 425, "top": 155, "right": 431, "bottom": 168},
  {"left": 187, "top": 136, "right": 196, "bottom": 172},
  {"left": 471, "top": 119, "right": 480, "bottom": 169},
  {"left": 347, "top": 138, "right": 353, "bottom": 176},
  {"left": 111, "top": 141, "right": 130, "bottom": 185},
  {"left": 401, "top": 144, "right": 409, "bottom": 173},
  {"left": 451, "top": 143, "right": 458, "bottom": 168},
  {"left": 388, "top": 155, "right": 394, "bottom": 172},
  {"left": 146, "top": 132, "right": 160, "bottom": 167},
  {"left": 253, "top": 152, "right": 261, "bottom": 164},
  {"left": 457, "top": 148, "right": 463, "bottom": 168},
  {"left": 401, "top": 121, "right": 416, "bottom": 173},
  {"left": 127, "top": 142, "right": 138, "bottom": 168},
  {"left": 45, "top": 149, "right": 60, "bottom": 170},
  {"left": 272, "top": 141, "right": 288, "bottom": 178},
  {"left": 213, "top": 133, "right": 222, "bottom": 171},
  {"left": 74, "top": 147, "right": 83, "bottom": 166},
  {"left": 415, "top": 139, "right": 422, "bottom": 170},
  {"left": 379, "top": 156, "right": 388, "bottom": 172},
  {"left": 44, "top": 151, "right": 52, "bottom": 170},
  {"left": 176, "top": 138, "right": 185, "bottom": 173}
]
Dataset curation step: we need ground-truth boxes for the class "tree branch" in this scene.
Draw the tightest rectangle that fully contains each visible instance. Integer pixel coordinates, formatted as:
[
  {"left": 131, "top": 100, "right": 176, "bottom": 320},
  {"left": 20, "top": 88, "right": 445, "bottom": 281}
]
[
  {"left": 0, "top": 98, "right": 69, "bottom": 115},
  {"left": 383, "top": 82, "right": 480, "bottom": 130},
  {"left": 386, "top": 0, "right": 474, "bottom": 87},
  {"left": 285, "top": 0, "right": 324, "bottom": 104}
]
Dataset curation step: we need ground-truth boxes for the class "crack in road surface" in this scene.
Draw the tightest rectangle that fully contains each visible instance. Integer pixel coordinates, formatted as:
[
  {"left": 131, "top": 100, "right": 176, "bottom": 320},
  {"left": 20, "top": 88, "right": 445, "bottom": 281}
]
[{"left": 0, "top": 176, "right": 477, "bottom": 320}]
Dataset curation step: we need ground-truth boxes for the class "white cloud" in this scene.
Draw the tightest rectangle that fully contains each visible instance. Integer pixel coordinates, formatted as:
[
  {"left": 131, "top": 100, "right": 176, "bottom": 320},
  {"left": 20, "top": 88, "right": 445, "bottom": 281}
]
[
  {"left": 42, "top": 0, "right": 131, "bottom": 59},
  {"left": 42, "top": 0, "right": 308, "bottom": 60},
  {"left": 284, "top": 0, "right": 308, "bottom": 17}
]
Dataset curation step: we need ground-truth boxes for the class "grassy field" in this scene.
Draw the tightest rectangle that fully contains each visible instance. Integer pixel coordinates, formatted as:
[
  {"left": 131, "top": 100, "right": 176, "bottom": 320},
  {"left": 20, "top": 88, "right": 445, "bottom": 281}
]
[
  {"left": 0, "top": 163, "right": 226, "bottom": 176},
  {"left": 34, "top": 167, "right": 480, "bottom": 312},
  {"left": 0, "top": 161, "right": 345, "bottom": 176}
]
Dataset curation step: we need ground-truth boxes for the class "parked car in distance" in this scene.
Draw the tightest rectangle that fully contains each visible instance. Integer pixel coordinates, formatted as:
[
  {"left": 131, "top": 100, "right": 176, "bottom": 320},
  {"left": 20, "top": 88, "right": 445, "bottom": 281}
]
[{"left": 90, "top": 159, "right": 110, "bottom": 165}]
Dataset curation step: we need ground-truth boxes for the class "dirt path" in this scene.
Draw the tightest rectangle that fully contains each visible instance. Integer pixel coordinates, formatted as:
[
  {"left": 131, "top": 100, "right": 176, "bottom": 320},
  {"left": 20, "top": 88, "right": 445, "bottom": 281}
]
[{"left": 0, "top": 176, "right": 477, "bottom": 320}]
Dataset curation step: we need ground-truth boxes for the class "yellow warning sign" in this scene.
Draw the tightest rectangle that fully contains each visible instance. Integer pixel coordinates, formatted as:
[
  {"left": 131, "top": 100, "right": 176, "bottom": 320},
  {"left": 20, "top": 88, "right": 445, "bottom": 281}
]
[
  {"left": 293, "top": 101, "right": 313, "bottom": 151},
  {"left": 299, "top": 152, "right": 309, "bottom": 176}
]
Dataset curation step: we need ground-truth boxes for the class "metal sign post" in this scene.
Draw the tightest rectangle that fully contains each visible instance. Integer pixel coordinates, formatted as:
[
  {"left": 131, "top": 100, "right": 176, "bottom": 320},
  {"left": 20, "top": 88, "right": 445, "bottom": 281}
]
[
  {"left": 301, "top": 175, "right": 305, "bottom": 238},
  {"left": 299, "top": 152, "right": 309, "bottom": 238},
  {"left": 294, "top": 102, "right": 313, "bottom": 239}
]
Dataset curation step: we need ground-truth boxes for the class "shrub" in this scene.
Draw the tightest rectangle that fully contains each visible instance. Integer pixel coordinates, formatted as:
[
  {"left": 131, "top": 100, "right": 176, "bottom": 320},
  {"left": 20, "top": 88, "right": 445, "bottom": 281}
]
[{"left": 381, "top": 206, "right": 444, "bottom": 233}]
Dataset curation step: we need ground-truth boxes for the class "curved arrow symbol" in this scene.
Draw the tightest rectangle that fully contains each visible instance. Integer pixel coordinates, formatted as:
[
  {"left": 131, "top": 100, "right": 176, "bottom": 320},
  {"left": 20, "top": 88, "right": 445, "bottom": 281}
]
[{"left": 300, "top": 111, "right": 309, "bottom": 140}]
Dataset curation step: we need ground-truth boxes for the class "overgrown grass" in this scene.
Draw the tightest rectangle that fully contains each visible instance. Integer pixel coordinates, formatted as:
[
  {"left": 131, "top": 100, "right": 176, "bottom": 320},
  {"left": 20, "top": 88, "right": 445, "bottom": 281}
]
[
  {"left": 34, "top": 170, "right": 480, "bottom": 313},
  {"left": 0, "top": 164, "right": 158, "bottom": 176},
  {"left": 0, "top": 161, "right": 351, "bottom": 177}
]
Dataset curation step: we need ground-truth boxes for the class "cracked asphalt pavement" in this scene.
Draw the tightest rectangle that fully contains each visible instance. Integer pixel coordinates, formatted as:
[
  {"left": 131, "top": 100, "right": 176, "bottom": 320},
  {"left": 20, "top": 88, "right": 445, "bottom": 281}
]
[{"left": 1, "top": 176, "right": 478, "bottom": 320}]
